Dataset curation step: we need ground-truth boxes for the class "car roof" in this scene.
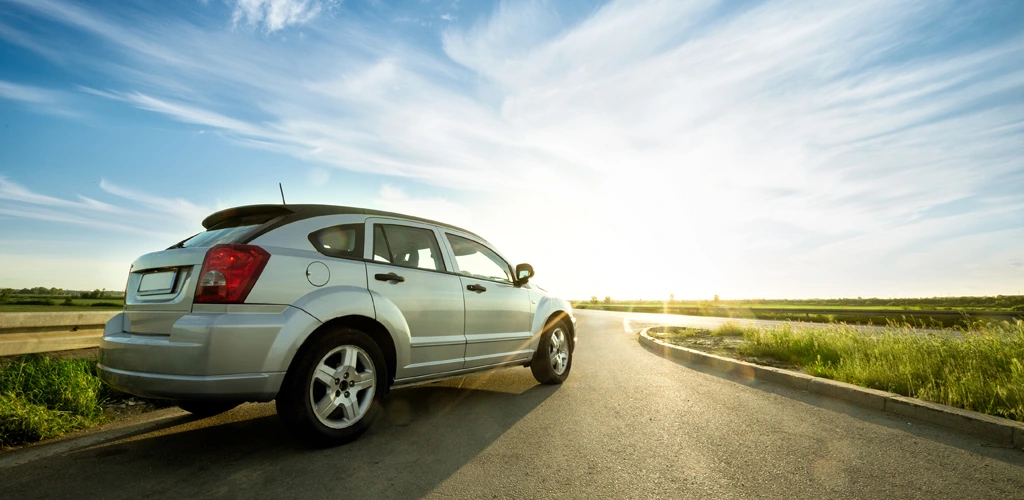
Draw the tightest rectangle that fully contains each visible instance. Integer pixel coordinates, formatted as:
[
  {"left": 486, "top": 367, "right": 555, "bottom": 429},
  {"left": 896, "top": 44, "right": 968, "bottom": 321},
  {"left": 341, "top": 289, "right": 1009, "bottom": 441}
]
[{"left": 203, "top": 204, "right": 486, "bottom": 242}]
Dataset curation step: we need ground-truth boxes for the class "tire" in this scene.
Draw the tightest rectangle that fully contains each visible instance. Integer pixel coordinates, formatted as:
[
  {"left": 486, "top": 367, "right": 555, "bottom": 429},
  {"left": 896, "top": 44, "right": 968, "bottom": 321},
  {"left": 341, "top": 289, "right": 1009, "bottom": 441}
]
[
  {"left": 276, "top": 327, "right": 387, "bottom": 447},
  {"left": 177, "top": 400, "right": 240, "bottom": 417},
  {"left": 530, "top": 319, "right": 573, "bottom": 385}
]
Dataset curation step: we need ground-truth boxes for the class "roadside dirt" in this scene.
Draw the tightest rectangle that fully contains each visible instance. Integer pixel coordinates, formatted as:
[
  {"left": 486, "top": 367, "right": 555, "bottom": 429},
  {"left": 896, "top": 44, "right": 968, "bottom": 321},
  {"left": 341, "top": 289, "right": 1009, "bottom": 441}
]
[
  {"left": 645, "top": 326, "right": 799, "bottom": 370},
  {"left": 103, "top": 396, "right": 171, "bottom": 420}
]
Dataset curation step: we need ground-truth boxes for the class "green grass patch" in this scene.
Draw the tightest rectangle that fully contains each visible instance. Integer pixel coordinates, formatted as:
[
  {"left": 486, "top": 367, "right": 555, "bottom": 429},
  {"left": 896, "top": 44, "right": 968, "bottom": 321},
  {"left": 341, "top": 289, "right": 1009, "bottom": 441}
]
[
  {"left": 0, "top": 355, "right": 116, "bottom": 447},
  {"left": 711, "top": 321, "right": 748, "bottom": 337},
  {"left": 736, "top": 322, "right": 1024, "bottom": 422}
]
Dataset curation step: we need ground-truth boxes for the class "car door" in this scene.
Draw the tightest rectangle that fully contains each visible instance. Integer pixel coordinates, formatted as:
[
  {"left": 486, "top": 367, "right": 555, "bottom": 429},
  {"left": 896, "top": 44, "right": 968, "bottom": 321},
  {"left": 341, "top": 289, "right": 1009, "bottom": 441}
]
[
  {"left": 441, "top": 231, "right": 533, "bottom": 369},
  {"left": 364, "top": 219, "right": 466, "bottom": 378}
]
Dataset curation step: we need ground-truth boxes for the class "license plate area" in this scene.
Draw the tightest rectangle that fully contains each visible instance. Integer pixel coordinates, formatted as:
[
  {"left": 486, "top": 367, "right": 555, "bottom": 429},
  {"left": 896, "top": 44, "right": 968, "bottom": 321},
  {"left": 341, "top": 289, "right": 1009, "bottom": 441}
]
[{"left": 138, "top": 269, "right": 179, "bottom": 296}]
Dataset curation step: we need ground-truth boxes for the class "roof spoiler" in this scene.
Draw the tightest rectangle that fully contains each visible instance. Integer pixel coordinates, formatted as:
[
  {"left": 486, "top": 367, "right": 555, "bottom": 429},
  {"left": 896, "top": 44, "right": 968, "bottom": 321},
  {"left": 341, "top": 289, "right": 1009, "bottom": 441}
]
[{"left": 202, "top": 204, "right": 296, "bottom": 229}]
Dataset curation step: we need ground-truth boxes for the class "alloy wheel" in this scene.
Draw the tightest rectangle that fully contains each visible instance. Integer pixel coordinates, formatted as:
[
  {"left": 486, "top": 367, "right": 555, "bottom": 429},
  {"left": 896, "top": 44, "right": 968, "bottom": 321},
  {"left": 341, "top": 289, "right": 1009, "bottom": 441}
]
[
  {"left": 309, "top": 345, "right": 376, "bottom": 429},
  {"left": 549, "top": 328, "right": 570, "bottom": 375}
]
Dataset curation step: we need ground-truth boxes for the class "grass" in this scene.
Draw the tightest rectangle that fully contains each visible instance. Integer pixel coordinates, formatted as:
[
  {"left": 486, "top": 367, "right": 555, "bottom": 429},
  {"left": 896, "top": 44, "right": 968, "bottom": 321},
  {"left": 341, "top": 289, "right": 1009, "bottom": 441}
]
[
  {"left": 0, "top": 299, "right": 123, "bottom": 313},
  {"left": 0, "top": 355, "right": 119, "bottom": 447},
  {"left": 573, "top": 302, "right": 1018, "bottom": 329},
  {"left": 712, "top": 321, "right": 748, "bottom": 337},
  {"left": 648, "top": 323, "right": 748, "bottom": 339},
  {"left": 728, "top": 321, "right": 1024, "bottom": 422}
]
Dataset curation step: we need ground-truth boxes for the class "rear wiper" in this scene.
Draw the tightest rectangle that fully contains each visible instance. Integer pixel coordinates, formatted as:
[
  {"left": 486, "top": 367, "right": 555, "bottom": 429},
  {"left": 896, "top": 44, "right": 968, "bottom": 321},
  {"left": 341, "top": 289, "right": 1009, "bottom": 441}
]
[{"left": 167, "top": 233, "right": 198, "bottom": 250}]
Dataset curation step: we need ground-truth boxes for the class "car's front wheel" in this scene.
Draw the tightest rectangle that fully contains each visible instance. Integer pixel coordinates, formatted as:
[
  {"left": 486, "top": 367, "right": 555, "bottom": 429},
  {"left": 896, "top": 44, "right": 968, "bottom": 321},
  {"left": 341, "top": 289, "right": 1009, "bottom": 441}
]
[
  {"left": 530, "top": 319, "right": 573, "bottom": 384},
  {"left": 276, "top": 327, "right": 387, "bottom": 446}
]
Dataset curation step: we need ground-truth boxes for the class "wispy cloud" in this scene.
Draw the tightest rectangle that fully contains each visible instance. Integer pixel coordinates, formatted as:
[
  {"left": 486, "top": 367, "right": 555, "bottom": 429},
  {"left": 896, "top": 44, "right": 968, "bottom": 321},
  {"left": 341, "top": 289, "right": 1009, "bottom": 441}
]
[
  {"left": 0, "top": 80, "right": 79, "bottom": 116},
  {"left": 0, "top": 175, "right": 207, "bottom": 241},
  {"left": 0, "top": 80, "right": 56, "bottom": 103},
  {"left": 231, "top": 0, "right": 334, "bottom": 33}
]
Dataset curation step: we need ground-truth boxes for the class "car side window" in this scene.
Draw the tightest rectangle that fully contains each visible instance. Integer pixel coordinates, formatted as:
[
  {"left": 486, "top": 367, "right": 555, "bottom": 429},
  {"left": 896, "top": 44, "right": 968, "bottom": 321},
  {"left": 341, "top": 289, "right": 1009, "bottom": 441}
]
[
  {"left": 308, "top": 224, "right": 364, "bottom": 260},
  {"left": 374, "top": 224, "right": 444, "bottom": 271},
  {"left": 446, "top": 234, "right": 513, "bottom": 283}
]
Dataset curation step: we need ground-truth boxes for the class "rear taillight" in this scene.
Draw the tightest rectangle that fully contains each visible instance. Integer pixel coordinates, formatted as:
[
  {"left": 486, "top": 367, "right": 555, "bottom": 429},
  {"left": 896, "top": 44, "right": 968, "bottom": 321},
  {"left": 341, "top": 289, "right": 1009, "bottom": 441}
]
[{"left": 194, "top": 244, "right": 270, "bottom": 304}]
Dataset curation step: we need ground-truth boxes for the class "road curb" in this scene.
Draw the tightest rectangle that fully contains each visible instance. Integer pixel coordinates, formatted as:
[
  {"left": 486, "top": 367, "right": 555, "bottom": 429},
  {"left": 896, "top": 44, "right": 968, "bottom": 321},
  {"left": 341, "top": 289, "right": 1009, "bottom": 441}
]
[
  {"left": 0, "top": 407, "right": 189, "bottom": 469},
  {"left": 637, "top": 328, "right": 1024, "bottom": 450}
]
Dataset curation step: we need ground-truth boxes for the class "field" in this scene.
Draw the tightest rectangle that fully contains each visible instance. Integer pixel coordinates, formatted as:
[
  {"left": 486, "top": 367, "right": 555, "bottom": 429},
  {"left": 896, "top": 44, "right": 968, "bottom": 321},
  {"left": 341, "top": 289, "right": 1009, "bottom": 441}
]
[
  {"left": 574, "top": 296, "right": 1024, "bottom": 328},
  {"left": 648, "top": 321, "right": 1024, "bottom": 422},
  {"left": 0, "top": 293, "right": 123, "bottom": 313}
]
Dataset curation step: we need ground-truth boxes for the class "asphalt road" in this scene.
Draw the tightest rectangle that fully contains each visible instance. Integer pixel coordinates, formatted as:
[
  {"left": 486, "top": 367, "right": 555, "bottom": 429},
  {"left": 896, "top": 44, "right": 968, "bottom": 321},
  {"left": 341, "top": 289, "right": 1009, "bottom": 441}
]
[{"left": 3, "top": 310, "right": 1023, "bottom": 499}]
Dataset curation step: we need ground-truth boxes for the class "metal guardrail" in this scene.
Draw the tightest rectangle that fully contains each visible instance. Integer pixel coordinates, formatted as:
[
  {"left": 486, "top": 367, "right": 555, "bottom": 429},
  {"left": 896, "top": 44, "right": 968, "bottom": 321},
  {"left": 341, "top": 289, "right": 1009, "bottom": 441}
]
[{"left": 0, "top": 311, "right": 119, "bottom": 356}]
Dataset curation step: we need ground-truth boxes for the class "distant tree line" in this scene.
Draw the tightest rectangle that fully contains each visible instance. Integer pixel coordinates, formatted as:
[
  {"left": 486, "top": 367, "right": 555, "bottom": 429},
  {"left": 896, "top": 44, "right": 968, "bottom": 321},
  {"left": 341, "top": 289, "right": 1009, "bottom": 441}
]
[
  {"left": 1, "top": 287, "right": 123, "bottom": 304},
  {"left": 575, "top": 294, "right": 1024, "bottom": 311}
]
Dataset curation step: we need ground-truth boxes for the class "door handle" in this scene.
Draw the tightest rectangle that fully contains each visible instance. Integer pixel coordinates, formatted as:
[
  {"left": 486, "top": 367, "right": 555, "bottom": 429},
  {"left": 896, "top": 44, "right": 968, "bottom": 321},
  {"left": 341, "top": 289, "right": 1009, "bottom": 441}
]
[
  {"left": 375, "top": 272, "right": 405, "bottom": 283},
  {"left": 467, "top": 284, "right": 487, "bottom": 292}
]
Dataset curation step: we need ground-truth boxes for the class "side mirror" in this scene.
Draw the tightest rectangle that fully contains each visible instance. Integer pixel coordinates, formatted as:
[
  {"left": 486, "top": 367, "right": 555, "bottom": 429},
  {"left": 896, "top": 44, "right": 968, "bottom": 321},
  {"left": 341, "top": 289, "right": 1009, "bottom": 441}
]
[{"left": 515, "top": 263, "right": 534, "bottom": 286}]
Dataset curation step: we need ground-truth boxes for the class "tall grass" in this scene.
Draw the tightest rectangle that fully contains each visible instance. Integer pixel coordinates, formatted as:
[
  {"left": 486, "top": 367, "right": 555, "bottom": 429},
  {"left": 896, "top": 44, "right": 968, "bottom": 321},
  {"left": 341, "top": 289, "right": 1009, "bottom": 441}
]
[
  {"left": 711, "top": 321, "right": 748, "bottom": 336},
  {"left": 735, "top": 322, "right": 1024, "bottom": 421},
  {"left": 0, "top": 355, "right": 110, "bottom": 447}
]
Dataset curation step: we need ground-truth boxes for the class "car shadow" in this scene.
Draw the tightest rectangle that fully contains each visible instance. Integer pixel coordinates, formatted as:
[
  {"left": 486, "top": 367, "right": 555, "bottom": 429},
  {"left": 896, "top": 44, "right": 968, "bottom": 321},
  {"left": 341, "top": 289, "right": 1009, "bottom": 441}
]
[
  {"left": 644, "top": 343, "right": 1024, "bottom": 466},
  {"left": 0, "top": 369, "right": 559, "bottom": 499}
]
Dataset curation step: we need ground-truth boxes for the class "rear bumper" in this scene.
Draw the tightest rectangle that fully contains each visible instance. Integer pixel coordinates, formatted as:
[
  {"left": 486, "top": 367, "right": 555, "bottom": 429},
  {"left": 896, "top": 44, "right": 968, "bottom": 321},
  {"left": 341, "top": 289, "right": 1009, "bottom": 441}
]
[
  {"left": 99, "top": 306, "right": 320, "bottom": 401},
  {"left": 97, "top": 364, "right": 285, "bottom": 402}
]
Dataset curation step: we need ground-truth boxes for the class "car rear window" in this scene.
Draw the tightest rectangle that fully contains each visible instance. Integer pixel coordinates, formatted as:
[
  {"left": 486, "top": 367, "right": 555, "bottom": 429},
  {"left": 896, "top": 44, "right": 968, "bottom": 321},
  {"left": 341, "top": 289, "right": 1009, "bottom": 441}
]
[{"left": 176, "top": 213, "right": 281, "bottom": 248}]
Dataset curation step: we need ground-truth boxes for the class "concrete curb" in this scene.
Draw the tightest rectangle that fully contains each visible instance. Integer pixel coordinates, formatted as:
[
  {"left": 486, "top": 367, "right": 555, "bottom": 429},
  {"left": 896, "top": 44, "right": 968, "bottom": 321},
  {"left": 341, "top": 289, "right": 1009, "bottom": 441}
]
[
  {"left": 0, "top": 407, "right": 189, "bottom": 469},
  {"left": 637, "top": 328, "right": 1024, "bottom": 450}
]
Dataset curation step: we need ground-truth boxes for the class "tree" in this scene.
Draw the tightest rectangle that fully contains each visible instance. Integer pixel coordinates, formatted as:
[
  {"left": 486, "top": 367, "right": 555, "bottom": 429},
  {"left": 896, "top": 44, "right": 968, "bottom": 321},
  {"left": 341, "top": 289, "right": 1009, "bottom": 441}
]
[
  {"left": 590, "top": 296, "right": 598, "bottom": 304},
  {"left": 604, "top": 296, "right": 611, "bottom": 304},
  {"left": 669, "top": 294, "right": 675, "bottom": 302},
  {"left": 713, "top": 294, "right": 720, "bottom": 302},
  {"left": 81, "top": 288, "right": 107, "bottom": 299}
]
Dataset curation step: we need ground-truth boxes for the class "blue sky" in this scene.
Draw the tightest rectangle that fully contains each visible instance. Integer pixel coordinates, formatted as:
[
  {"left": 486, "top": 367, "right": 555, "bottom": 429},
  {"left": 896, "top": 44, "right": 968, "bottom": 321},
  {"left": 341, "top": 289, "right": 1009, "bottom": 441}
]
[{"left": 0, "top": 0, "right": 1022, "bottom": 300}]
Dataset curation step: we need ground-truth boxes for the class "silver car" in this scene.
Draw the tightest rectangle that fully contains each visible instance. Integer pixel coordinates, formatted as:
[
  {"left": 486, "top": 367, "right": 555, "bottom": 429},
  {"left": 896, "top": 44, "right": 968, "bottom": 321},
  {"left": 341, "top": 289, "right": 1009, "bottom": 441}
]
[{"left": 98, "top": 204, "right": 576, "bottom": 445}]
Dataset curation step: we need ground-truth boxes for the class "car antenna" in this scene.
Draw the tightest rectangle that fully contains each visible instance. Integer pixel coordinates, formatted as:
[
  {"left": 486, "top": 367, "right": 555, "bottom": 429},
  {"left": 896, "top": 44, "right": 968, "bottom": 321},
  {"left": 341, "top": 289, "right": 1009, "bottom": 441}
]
[{"left": 279, "top": 183, "right": 287, "bottom": 205}]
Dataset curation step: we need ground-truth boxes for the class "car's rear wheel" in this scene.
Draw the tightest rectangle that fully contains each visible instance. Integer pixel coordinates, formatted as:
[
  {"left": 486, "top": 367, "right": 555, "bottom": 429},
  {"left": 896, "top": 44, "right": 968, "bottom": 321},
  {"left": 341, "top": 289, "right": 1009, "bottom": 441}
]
[
  {"left": 276, "top": 327, "right": 386, "bottom": 446},
  {"left": 530, "top": 319, "right": 573, "bottom": 384},
  {"left": 177, "top": 400, "right": 239, "bottom": 417}
]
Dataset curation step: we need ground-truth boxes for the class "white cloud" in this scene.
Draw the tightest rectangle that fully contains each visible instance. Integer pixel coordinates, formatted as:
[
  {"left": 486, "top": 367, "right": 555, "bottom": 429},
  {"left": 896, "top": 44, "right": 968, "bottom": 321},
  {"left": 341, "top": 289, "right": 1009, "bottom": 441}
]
[
  {"left": 98, "top": 179, "right": 211, "bottom": 223},
  {"left": 373, "top": 184, "right": 472, "bottom": 230},
  {"left": 0, "top": 80, "right": 58, "bottom": 104},
  {"left": 231, "top": 0, "right": 332, "bottom": 32},
  {"left": 0, "top": 175, "right": 207, "bottom": 241},
  {"left": 0, "top": 79, "right": 81, "bottom": 116}
]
